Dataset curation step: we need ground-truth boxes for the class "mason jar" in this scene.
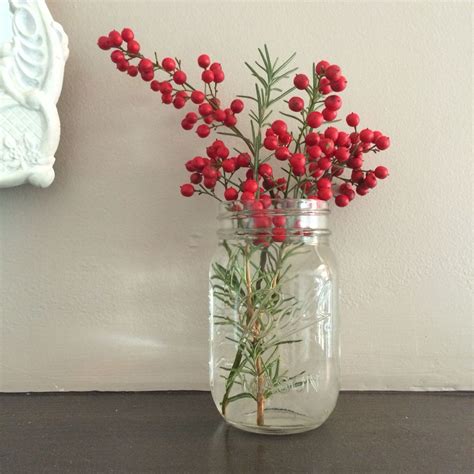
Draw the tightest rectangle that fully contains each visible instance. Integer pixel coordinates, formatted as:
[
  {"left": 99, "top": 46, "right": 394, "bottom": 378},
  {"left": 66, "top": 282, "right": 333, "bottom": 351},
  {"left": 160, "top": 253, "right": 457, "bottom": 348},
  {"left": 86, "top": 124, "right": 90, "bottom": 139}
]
[{"left": 209, "top": 199, "right": 339, "bottom": 435}]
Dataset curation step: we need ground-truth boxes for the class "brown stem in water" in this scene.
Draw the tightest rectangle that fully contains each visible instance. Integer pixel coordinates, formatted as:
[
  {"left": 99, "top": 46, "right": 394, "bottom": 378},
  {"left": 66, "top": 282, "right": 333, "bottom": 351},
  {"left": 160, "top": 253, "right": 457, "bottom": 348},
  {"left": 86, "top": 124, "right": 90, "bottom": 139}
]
[{"left": 254, "top": 320, "right": 265, "bottom": 426}]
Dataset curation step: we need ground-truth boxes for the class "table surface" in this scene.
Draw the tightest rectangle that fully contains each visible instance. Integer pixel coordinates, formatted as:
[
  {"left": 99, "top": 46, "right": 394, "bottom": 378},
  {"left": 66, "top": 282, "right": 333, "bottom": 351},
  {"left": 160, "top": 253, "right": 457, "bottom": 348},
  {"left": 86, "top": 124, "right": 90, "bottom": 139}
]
[{"left": 0, "top": 391, "right": 472, "bottom": 473}]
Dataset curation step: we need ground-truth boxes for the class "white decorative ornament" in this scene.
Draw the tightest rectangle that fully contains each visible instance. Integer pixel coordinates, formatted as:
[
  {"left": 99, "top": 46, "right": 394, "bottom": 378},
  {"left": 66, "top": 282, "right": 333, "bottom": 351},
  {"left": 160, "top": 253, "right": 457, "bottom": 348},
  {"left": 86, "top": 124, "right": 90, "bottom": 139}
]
[{"left": 0, "top": 0, "right": 68, "bottom": 188}]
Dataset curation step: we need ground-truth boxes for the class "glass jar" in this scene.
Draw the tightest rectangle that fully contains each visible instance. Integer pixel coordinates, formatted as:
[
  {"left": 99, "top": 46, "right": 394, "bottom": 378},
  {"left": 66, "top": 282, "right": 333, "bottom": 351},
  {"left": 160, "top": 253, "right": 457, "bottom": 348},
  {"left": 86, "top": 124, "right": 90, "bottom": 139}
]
[{"left": 209, "top": 199, "right": 339, "bottom": 435}]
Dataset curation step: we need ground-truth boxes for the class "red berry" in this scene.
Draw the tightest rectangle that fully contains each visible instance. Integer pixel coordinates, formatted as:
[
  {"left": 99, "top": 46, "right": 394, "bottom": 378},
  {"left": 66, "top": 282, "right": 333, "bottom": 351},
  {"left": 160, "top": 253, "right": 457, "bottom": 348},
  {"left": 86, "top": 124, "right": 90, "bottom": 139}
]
[
  {"left": 180, "top": 184, "right": 194, "bottom": 197},
  {"left": 334, "top": 147, "right": 350, "bottom": 162},
  {"left": 288, "top": 96, "right": 304, "bottom": 112},
  {"left": 173, "top": 96, "right": 186, "bottom": 109},
  {"left": 202, "top": 166, "right": 218, "bottom": 179},
  {"left": 97, "top": 36, "right": 111, "bottom": 50},
  {"left": 315, "top": 60, "right": 330, "bottom": 75},
  {"left": 243, "top": 179, "right": 258, "bottom": 193},
  {"left": 203, "top": 177, "right": 217, "bottom": 189},
  {"left": 162, "top": 57, "right": 176, "bottom": 71},
  {"left": 351, "top": 169, "right": 364, "bottom": 183},
  {"left": 138, "top": 58, "right": 154, "bottom": 73},
  {"left": 319, "top": 77, "right": 332, "bottom": 95},
  {"left": 306, "top": 111, "right": 324, "bottom": 128},
  {"left": 317, "top": 177, "right": 332, "bottom": 189},
  {"left": 116, "top": 60, "right": 129, "bottom": 72},
  {"left": 340, "top": 184, "right": 355, "bottom": 201},
  {"left": 289, "top": 153, "right": 306, "bottom": 169},
  {"left": 224, "top": 114, "right": 237, "bottom": 127},
  {"left": 224, "top": 187, "right": 239, "bottom": 201},
  {"left": 263, "top": 178, "right": 275, "bottom": 191},
  {"left": 271, "top": 120, "right": 287, "bottom": 135},
  {"left": 307, "top": 145, "right": 322, "bottom": 160},
  {"left": 360, "top": 129, "right": 374, "bottom": 143},
  {"left": 192, "top": 157, "right": 206, "bottom": 171},
  {"left": 185, "top": 112, "right": 198, "bottom": 124},
  {"left": 237, "top": 153, "right": 251, "bottom": 167},
  {"left": 331, "top": 76, "right": 347, "bottom": 92},
  {"left": 276, "top": 178, "right": 287, "bottom": 191},
  {"left": 173, "top": 70, "right": 187, "bottom": 85},
  {"left": 279, "top": 132, "right": 292, "bottom": 146},
  {"left": 209, "top": 62, "right": 221, "bottom": 71},
  {"left": 305, "top": 132, "right": 319, "bottom": 146},
  {"left": 336, "top": 132, "right": 350, "bottom": 147},
  {"left": 161, "top": 93, "right": 173, "bottom": 104},
  {"left": 272, "top": 215, "right": 286, "bottom": 227},
  {"left": 320, "top": 138, "right": 335, "bottom": 156},
  {"left": 241, "top": 191, "right": 255, "bottom": 202},
  {"left": 198, "top": 54, "right": 211, "bottom": 68},
  {"left": 150, "top": 80, "right": 161, "bottom": 91},
  {"left": 356, "top": 184, "right": 370, "bottom": 196},
  {"left": 141, "top": 70, "right": 154, "bottom": 82},
  {"left": 111, "top": 50, "right": 124, "bottom": 63},
  {"left": 322, "top": 108, "right": 337, "bottom": 121},
  {"left": 196, "top": 124, "right": 210, "bottom": 138},
  {"left": 372, "top": 130, "right": 382, "bottom": 141},
  {"left": 335, "top": 194, "right": 350, "bottom": 207},
  {"left": 324, "top": 95, "right": 342, "bottom": 111},
  {"left": 185, "top": 160, "right": 196, "bottom": 172},
  {"left": 201, "top": 70, "right": 215, "bottom": 83},
  {"left": 221, "top": 159, "right": 235, "bottom": 173},
  {"left": 198, "top": 103, "right": 213, "bottom": 116},
  {"left": 213, "top": 70, "right": 225, "bottom": 83},
  {"left": 258, "top": 163, "right": 273, "bottom": 177},
  {"left": 263, "top": 136, "right": 278, "bottom": 150},
  {"left": 121, "top": 28, "right": 134, "bottom": 42},
  {"left": 189, "top": 90, "right": 204, "bottom": 104},
  {"left": 230, "top": 99, "right": 244, "bottom": 113},
  {"left": 253, "top": 214, "right": 271, "bottom": 229},
  {"left": 272, "top": 227, "right": 286, "bottom": 243},
  {"left": 365, "top": 172, "right": 378, "bottom": 188},
  {"left": 347, "top": 156, "right": 363, "bottom": 169},
  {"left": 325, "top": 127, "right": 339, "bottom": 141},
  {"left": 157, "top": 82, "right": 170, "bottom": 95},
  {"left": 127, "top": 65, "right": 138, "bottom": 77},
  {"left": 294, "top": 166, "right": 307, "bottom": 176},
  {"left": 318, "top": 157, "right": 332, "bottom": 170},
  {"left": 127, "top": 40, "right": 140, "bottom": 54},
  {"left": 190, "top": 173, "right": 202, "bottom": 184},
  {"left": 374, "top": 166, "right": 389, "bottom": 179},
  {"left": 350, "top": 132, "right": 360, "bottom": 144},
  {"left": 108, "top": 30, "right": 123, "bottom": 47},
  {"left": 293, "top": 74, "right": 310, "bottom": 90},
  {"left": 317, "top": 187, "right": 333, "bottom": 201},
  {"left": 275, "top": 146, "right": 291, "bottom": 161},
  {"left": 375, "top": 135, "right": 390, "bottom": 150},
  {"left": 325, "top": 65, "right": 341, "bottom": 81},
  {"left": 213, "top": 109, "right": 226, "bottom": 122}
]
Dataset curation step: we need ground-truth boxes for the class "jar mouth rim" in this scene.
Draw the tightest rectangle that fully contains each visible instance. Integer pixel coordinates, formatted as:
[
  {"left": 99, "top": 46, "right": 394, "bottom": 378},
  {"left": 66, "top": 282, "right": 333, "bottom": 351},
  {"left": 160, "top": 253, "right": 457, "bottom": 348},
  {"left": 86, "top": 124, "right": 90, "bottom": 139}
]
[{"left": 218, "top": 198, "right": 329, "bottom": 219}]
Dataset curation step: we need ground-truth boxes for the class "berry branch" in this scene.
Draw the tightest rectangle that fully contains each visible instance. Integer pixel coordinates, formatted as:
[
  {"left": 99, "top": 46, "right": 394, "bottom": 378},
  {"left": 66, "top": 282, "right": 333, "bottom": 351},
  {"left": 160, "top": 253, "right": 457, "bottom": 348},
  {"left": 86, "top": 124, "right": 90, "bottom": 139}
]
[{"left": 98, "top": 27, "right": 392, "bottom": 210}]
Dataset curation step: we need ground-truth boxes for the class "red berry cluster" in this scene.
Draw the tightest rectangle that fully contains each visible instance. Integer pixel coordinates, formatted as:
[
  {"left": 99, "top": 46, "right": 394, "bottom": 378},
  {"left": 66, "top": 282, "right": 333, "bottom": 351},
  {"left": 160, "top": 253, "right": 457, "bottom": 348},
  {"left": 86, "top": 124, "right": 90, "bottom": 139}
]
[
  {"left": 97, "top": 28, "right": 243, "bottom": 139},
  {"left": 98, "top": 30, "right": 392, "bottom": 216}
]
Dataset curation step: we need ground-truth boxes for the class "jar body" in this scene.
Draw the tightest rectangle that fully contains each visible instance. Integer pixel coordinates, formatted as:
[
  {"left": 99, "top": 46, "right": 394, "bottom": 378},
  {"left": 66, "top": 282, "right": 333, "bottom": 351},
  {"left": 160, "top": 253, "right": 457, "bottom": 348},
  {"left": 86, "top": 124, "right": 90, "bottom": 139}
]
[{"left": 209, "top": 200, "right": 339, "bottom": 435}]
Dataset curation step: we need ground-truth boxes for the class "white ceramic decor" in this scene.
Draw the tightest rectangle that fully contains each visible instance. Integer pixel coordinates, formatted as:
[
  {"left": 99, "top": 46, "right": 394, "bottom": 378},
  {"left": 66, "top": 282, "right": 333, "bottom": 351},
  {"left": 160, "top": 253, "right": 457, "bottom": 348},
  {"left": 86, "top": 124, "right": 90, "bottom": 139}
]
[{"left": 0, "top": 0, "right": 68, "bottom": 188}]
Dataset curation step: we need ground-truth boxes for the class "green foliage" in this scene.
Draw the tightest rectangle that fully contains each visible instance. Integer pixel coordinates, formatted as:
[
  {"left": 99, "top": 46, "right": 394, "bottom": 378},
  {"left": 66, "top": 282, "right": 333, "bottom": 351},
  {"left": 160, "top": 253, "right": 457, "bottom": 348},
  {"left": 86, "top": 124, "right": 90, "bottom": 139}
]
[{"left": 211, "top": 240, "right": 311, "bottom": 413}]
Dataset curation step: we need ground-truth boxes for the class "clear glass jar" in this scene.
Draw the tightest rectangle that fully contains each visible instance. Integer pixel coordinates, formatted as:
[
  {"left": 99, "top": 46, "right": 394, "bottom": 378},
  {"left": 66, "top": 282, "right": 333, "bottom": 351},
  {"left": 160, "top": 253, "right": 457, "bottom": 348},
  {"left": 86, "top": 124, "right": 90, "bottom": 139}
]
[{"left": 209, "top": 199, "right": 339, "bottom": 435}]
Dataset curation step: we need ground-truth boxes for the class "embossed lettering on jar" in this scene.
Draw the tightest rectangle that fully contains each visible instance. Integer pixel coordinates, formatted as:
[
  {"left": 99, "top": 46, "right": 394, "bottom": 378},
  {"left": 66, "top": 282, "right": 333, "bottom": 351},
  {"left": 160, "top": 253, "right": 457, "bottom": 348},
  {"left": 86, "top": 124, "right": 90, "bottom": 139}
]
[{"left": 209, "top": 199, "right": 339, "bottom": 435}]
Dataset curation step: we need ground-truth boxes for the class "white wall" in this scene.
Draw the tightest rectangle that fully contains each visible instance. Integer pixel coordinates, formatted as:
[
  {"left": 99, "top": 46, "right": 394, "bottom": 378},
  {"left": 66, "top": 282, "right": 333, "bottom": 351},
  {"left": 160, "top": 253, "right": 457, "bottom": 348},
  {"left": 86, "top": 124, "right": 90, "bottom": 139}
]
[{"left": 0, "top": 0, "right": 472, "bottom": 392}]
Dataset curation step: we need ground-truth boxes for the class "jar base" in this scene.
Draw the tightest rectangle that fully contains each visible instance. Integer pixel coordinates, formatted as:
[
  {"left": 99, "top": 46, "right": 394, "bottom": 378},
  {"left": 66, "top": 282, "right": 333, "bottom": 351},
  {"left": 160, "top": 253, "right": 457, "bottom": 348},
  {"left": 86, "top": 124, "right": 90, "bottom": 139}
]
[{"left": 224, "top": 408, "right": 326, "bottom": 435}]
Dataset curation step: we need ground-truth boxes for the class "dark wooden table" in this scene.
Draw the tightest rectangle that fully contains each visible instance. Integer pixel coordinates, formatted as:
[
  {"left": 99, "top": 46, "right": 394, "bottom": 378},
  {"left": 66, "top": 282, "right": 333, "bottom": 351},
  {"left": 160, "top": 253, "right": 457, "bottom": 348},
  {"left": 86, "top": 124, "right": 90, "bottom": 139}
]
[{"left": 0, "top": 391, "right": 472, "bottom": 473}]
